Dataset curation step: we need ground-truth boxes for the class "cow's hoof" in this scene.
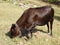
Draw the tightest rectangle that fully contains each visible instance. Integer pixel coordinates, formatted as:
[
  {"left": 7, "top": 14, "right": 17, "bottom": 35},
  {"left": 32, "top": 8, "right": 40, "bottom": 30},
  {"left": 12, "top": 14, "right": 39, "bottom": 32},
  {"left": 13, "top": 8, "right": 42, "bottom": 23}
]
[{"left": 48, "top": 33, "right": 53, "bottom": 36}]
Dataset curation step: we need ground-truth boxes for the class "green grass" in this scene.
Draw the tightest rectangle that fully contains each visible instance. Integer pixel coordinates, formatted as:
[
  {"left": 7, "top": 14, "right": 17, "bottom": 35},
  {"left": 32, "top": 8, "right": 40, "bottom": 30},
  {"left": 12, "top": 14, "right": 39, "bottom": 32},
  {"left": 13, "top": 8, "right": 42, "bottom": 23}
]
[{"left": 0, "top": 0, "right": 60, "bottom": 45}]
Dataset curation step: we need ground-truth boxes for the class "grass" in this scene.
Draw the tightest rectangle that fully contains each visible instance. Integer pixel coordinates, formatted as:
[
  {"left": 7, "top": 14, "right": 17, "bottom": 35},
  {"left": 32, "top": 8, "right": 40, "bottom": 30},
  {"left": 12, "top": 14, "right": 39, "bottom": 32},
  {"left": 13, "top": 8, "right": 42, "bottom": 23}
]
[{"left": 0, "top": 0, "right": 60, "bottom": 45}]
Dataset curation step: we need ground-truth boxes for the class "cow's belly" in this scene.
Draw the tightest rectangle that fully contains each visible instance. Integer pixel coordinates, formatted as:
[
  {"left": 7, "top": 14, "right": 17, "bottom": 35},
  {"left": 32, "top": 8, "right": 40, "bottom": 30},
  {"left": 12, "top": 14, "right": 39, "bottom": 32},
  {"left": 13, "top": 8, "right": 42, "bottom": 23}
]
[
  {"left": 36, "top": 20, "right": 49, "bottom": 26},
  {"left": 37, "top": 17, "right": 50, "bottom": 26},
  {"left": 37, "top": 22, "right": 47, "bottom": 26}
]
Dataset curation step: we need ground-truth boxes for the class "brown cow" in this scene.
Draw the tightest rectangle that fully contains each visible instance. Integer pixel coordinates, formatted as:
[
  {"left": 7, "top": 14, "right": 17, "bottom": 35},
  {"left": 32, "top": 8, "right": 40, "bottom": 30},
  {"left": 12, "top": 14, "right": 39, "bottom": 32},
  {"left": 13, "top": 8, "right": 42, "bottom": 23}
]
[{"left": 9, "top": 6, "right": 54, "bottom": 39}]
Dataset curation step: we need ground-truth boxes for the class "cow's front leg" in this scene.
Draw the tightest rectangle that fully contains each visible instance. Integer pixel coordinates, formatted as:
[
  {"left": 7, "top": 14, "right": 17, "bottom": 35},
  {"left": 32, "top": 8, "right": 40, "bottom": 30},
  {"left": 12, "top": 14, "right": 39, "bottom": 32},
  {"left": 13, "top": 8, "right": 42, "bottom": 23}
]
[
  {"left": 25, "top": 30, "right": 30, "bottom": 39},
  {"left": 25, "top": 23, "right": 35, "bottom": 39},
  {"left": 47, "top": 23, "right": 49, "bottom": 33},
  {"left": 24, "top": 30, "right": 32, "bottom": 39}
]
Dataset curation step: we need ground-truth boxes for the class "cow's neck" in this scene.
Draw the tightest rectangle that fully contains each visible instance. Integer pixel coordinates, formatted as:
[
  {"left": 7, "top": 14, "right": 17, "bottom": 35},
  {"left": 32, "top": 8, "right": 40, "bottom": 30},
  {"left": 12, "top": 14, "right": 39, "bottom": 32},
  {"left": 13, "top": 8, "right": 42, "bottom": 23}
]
[{"left": 16, "top": 19, "right": 26, "bottom": 30}]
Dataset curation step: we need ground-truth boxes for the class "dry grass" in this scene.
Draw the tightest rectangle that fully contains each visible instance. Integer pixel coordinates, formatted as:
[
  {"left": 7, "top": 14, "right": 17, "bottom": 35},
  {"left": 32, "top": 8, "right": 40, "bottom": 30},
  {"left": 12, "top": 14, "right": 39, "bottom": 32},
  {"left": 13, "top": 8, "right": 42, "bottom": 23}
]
[{"left": 0, "top": 0, "right": 60, "bottom": 45}]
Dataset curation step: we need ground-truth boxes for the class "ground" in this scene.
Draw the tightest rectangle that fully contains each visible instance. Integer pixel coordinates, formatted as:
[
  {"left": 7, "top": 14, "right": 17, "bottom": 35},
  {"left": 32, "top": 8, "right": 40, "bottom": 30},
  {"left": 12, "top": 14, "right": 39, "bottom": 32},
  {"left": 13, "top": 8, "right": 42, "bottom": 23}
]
[{"left": 0, "top": 0, "right": 60, "bottom": 45}]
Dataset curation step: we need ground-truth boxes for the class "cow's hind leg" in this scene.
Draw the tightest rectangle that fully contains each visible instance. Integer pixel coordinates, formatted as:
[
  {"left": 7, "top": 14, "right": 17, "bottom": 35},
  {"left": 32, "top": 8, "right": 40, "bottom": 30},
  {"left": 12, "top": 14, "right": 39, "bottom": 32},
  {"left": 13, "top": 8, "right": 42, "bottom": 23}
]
[
  {"left": 47, "top": 23, "right": 49, "bottom": 33},
  {"left": 50, "top": 19, "right": 53, "bottom": 36}
]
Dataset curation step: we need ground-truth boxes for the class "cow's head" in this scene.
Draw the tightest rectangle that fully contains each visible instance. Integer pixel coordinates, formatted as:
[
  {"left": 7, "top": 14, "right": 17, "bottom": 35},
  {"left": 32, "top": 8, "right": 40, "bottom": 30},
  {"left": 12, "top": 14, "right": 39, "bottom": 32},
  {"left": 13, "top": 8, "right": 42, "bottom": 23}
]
[{"left": 9, "top": 24, "right": 21, "bottom": 38}]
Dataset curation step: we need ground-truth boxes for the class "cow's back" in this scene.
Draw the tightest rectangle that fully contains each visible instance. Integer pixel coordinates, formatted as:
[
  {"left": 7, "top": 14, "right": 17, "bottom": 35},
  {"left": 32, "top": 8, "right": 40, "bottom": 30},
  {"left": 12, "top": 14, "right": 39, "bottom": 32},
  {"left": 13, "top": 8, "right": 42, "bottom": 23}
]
[{"left": 26, "top": 6, "right": 54, "bottom": 26}]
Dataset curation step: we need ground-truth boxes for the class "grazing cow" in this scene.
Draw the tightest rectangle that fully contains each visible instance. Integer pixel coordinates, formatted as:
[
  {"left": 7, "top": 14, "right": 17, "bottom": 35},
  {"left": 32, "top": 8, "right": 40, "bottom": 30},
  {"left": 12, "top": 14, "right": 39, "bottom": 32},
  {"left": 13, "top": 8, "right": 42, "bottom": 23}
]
[{"left": 9, "top": 6, "right": 54, "bottom": 39}]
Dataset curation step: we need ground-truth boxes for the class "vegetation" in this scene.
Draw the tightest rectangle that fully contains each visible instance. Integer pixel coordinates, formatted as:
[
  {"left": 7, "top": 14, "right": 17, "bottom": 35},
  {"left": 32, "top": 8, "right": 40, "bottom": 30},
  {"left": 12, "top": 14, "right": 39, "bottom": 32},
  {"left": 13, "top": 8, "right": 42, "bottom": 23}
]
[
  {"left": 48, "top": 0, "right": 58, "bottom": 2},
  {"left": 0, "top": 0, "right": 60, "bottom": 45},
  {"left": 42, "top": 0, "right": 59, "bottom": 3}
]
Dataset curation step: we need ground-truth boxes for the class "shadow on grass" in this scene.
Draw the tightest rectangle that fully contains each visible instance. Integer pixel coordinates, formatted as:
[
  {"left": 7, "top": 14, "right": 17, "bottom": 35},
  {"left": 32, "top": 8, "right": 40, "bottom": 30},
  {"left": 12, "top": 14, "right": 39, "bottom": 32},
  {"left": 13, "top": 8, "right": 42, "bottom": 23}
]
[
  {"left": 41, "top": 0, "right": 60, "bottom": 7},
  {"left": 54, "top": 16, "right": 60, "bottom": 21},
  {"left": 31, "top": 28, "right": 47, "bottom": 33}
]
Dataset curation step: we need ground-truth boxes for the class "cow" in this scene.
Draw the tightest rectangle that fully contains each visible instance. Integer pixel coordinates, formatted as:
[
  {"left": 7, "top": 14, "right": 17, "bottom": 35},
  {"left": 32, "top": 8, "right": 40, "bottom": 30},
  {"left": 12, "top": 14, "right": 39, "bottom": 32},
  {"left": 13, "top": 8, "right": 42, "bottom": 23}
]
[{"left": 9, "top": 6, "right": 54, "bottom": 39}]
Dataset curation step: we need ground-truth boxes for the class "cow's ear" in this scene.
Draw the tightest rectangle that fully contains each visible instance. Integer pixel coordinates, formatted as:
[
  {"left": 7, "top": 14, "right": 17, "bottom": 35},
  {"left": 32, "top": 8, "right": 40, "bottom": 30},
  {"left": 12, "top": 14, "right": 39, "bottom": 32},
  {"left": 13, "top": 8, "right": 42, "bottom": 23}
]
[{"left": 12, "top": 24, "right": 16, "bottom": 28}]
